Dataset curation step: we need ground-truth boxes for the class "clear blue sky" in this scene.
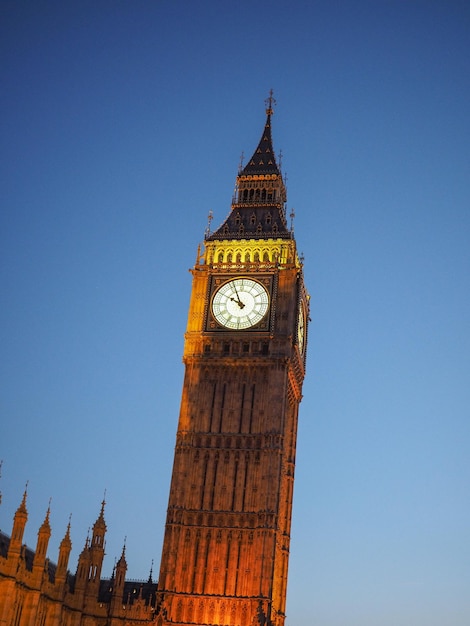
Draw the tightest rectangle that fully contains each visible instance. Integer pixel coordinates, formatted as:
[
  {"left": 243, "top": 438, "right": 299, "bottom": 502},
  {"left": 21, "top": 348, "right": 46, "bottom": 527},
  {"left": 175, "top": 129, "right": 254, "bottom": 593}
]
[{"left": 1, "top": 2, "right": 469, "bottom": 625}]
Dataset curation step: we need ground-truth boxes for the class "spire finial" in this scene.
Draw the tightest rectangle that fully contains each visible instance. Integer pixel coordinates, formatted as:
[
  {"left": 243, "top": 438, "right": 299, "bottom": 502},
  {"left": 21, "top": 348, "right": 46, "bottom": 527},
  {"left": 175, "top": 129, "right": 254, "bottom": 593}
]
[
  {"left": 238, "top": 151, "right": 244, "bottom": 173},
  {"left": 18, "top": 481, "right": 28, "bottom": 513},
  {"left": 290, "top": 208, "right": 295, "bottom": 233},
  {"left": 66, "top": 514, "right": 72, "bottom": 537},
  {"left": 205, "top": 210, "right": 213, "bottom": 237},
  {"left": 45, "top": 497, "right": 52, "bottom": 523},
  {"left": 59, "top": 514, "right": 72, "bottom": 550},
  {"left": 265, "top": 89, "right": 276, "bottom": 115},
  {"left": 99, "top": 490, "right": 106, "bottom": 518}
]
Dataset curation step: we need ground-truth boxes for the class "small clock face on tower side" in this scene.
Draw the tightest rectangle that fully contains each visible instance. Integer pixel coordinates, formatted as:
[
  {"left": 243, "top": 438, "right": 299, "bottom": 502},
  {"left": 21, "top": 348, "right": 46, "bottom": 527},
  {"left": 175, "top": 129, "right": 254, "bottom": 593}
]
[
  {"left": 297, "top": 304, "right": 305, "bottom": 354},
  {"left": 212, "top": 278, "right": 269, "bottom": 330}
]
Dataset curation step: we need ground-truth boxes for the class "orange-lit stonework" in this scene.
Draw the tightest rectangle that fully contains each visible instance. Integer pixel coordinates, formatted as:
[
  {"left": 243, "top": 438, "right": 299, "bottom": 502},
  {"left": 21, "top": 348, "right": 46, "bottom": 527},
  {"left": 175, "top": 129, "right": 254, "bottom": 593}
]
[
  {"left": 0, "top": 495, "right": 157, "bottom": 625},
  {"left": 155, "top": 98, "right": 309, "bottom": 626},
  {"left": 0, "top": 98, "right": 308, "bottom": 626}
]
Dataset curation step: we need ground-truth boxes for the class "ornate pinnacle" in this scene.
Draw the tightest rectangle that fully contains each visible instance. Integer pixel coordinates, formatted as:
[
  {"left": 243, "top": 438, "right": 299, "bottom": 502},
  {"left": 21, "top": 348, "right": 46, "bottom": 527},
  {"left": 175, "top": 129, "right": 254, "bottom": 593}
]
[
  {"left": 205, "top": 210, "right": 213, "bottom": 237},
  {"left": 290, "top": 208, "right": 295, "bottom": 233}
]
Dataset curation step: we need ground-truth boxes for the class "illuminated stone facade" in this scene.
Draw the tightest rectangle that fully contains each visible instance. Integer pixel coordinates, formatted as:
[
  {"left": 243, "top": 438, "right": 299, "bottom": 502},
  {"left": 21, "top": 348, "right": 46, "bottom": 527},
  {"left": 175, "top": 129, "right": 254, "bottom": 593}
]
[
  {"left": 0, "top": 493, "right": 156, "bottom": 625},
  {"left": 0, "top": 98, "right": 308, "bottom": 626},
  {"left": 155, "top": 99, "right": 309, "bottom": 626}
]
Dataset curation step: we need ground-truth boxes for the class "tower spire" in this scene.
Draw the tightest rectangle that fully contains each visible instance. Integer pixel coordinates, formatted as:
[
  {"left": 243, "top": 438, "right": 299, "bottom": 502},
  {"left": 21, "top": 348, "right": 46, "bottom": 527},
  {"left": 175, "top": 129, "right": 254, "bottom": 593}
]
[
  {"left": 240, "top": 95, "right": 280, "bottom": 177},
  {"left": 207, "top": 94, "right": 289, "bottom": 241}
]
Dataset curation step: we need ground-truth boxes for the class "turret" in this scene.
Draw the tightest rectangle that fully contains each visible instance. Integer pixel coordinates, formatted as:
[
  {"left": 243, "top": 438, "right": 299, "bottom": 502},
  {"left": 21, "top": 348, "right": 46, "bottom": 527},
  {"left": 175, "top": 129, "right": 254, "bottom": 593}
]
[
  {"left": 88, "top": 499, "right": 106, "bottom": 585},
  {"left": 55, "top": 517, "right": 72, "bottom": 586},
  {"left": 115, "top": 543, "right": 127, "bottom": 590},
  {"left": 74, "top": 532, "right": 91, "bottom": 597},
  {"left": 7, "top": 486, "right": 28, "bottom": 561},
  {"left": 32, "top": 502, "right": 51, "bottom": 579},
  {"left": 74, "top": 500, "right": 107, "bottom": 603},
  {"left": 110, "top": 542, "right": 127, "bottom": 614}
]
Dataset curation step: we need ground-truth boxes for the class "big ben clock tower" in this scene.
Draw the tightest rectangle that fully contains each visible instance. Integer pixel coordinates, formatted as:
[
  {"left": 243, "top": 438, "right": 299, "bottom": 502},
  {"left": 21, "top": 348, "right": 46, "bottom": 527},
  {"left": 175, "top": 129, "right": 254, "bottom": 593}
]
[{"left": 156, "top": 94, "right": 309, "bottom": 626}]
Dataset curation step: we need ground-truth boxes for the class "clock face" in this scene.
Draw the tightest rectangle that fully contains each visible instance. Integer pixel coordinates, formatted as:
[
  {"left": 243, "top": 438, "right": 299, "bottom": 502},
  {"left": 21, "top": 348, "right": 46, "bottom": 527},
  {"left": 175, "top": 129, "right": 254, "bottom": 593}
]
[
  {"left": 212, "top": 278, "right": 269, "bottom": 330},
  {"left": 297, "top": 304, "right": 305, "bottom": 354}
]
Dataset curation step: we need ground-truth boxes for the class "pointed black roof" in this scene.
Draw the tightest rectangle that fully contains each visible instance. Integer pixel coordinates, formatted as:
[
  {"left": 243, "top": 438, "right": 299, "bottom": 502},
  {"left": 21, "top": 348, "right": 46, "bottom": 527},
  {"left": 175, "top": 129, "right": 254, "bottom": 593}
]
[
  {"left": 241, "top": 112, "right": 280, "bottom": 177},
  {"left": 207, "top": 98, "right": 291, "bottom": 241}
]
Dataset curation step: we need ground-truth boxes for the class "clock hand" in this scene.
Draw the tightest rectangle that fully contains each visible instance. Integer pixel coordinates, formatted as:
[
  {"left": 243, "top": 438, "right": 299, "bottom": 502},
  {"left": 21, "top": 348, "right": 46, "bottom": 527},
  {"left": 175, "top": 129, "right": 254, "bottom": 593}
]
[
  {"left": 229, "top": 296, "right": 245, "bottom": 309},
  {"left": 232, "top": 282, "right": 245, "bottom": 308}
]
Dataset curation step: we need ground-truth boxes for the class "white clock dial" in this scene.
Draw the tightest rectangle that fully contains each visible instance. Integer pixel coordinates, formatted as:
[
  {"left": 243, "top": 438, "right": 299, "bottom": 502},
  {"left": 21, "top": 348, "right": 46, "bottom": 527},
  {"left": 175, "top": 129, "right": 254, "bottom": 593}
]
[{"left": 212, "top": 278, "right": 269, "bottom": 330}]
